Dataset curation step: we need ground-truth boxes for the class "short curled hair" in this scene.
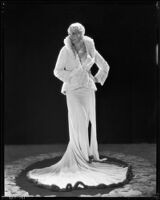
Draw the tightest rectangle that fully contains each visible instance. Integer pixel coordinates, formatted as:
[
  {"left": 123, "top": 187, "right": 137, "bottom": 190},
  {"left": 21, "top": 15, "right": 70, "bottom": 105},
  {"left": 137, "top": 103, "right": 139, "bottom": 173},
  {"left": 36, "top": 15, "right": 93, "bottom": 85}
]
[{"left": 67, "top": 22, "right": 85, "bottom": 36}]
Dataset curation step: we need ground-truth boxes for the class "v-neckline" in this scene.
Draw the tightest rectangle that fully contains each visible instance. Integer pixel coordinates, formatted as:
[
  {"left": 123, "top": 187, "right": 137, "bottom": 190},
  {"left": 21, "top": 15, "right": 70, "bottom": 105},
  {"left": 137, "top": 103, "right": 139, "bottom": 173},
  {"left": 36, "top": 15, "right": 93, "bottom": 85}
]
[{"left": 76, "top": 40, "right": 88, "bottom": 66}]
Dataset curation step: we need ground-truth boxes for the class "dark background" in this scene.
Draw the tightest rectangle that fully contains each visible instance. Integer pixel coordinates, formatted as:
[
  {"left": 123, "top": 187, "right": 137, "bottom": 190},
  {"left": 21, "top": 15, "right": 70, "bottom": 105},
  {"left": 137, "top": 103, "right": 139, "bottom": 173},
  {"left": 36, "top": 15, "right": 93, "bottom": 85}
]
[{"left": 3, "top": 2, "right": 158, "bottom": 144}]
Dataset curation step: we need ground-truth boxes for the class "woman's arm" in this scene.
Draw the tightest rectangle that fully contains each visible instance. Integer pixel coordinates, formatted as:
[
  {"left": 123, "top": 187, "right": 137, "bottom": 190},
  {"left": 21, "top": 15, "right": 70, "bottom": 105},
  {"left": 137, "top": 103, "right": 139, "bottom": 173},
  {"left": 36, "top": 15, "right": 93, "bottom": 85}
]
[
  {"left": 94, "top": 49, "right": 110, "bottom": 85},
  {"left": 53, "top": 46, "right": 74, "bottom": 83},
  {"left": 87, "top": 37, "right": 110, "bottom": 85},
  {"left": 53, "top": 46, "right": 85, "bottom": 83},
  {"left": 88, "top": 37, "right": 110, "bottom": 85}
]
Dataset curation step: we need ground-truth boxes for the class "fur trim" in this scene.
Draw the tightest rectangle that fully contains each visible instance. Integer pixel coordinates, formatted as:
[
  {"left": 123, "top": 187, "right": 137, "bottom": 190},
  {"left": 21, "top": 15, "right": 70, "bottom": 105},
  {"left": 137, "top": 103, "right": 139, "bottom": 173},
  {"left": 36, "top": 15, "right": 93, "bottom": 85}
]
[
  {"left": 64, "top": 36, "right": 72, "bottom": 50},
  {"left": 63, "top": 35, "right": 94, "bottom": 50}
]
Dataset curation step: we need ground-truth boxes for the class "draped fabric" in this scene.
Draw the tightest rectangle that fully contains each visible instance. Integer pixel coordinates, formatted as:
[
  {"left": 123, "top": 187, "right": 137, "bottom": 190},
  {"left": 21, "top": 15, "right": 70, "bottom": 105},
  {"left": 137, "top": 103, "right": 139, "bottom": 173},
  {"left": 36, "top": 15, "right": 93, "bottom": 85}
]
[
  {"left": 53, "top": 35, "right": 110, "bottom": 95},
  {"left": 26, "top": 88, "right": 128, "bottom": 189},
  {"left": 26, "top": 35, "right": 128, "bottom": 190}
]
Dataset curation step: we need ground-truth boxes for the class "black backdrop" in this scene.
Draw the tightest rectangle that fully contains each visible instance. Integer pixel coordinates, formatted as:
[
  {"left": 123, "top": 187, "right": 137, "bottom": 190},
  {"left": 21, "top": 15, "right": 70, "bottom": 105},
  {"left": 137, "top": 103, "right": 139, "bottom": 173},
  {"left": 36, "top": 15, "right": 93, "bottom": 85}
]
[{"left": 3, "top": 2, "right": 158, "bottom": 144}]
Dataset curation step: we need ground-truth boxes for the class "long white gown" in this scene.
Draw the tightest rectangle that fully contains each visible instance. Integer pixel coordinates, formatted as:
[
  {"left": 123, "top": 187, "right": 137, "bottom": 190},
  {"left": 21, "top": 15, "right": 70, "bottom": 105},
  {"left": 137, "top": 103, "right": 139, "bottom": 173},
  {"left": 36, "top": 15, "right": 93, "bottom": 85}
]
[{"left": 26, "top": 37, "right": 129, "bottom": 191}]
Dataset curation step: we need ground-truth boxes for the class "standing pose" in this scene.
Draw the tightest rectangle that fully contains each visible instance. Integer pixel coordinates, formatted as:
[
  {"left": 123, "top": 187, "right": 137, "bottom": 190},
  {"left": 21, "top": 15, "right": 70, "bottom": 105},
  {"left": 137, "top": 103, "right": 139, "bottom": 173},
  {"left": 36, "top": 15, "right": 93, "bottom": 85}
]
[
  {"left": 27, "top": 23, "right": 128, "bottom": 191},
  {"left": 54, "top": 22, "right": 110, "bottom": 162}
]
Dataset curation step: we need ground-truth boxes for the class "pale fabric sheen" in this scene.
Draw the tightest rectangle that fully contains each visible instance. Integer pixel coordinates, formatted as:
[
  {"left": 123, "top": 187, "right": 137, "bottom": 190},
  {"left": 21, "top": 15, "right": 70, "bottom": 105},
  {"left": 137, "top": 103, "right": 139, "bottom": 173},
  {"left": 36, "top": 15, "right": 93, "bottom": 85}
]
[
  {"left": 53, "top": 35, "right": 110, "bottom": 95},
  {"left": 27, "top": 88, "right": 128, "bottom": 189},
  {"left": 27, "top": 36, "right": 128, "bottom": 189}
]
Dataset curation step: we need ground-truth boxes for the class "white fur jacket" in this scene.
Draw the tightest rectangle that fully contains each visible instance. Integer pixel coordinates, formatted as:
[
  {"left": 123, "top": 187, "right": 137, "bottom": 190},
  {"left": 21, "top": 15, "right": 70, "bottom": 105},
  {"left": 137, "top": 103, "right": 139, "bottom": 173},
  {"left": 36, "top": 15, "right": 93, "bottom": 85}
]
[{"left": 53, "top": 35, "right": 110, "bottom": 95}]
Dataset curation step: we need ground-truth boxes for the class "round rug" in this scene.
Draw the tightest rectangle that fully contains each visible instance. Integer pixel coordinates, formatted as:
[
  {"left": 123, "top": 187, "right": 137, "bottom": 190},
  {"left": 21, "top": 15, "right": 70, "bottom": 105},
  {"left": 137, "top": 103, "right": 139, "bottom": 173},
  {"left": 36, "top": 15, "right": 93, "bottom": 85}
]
[
  {"left": 18, "top": 154, "right": 132, "bottom": 196},
  {"left": 4, "top": 151, "right": 156, "bottom": 197}
]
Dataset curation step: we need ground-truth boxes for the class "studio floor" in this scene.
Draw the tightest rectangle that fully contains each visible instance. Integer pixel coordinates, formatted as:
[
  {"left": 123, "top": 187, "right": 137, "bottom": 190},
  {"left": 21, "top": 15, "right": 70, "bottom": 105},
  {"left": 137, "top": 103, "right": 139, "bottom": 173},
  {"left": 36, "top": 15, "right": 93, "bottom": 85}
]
[
  {"left": 5, "top": 143, "right": 156, "bottom": 165},
  {"left": 4, "top": 143, "right": 157, "bottom": 197}
]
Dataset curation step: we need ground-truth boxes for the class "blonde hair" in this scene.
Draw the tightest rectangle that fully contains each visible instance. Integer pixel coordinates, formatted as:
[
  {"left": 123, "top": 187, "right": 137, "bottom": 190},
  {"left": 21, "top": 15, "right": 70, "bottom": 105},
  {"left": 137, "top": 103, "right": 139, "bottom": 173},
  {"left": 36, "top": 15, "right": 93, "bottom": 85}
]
[{"left": 67, "top": 22, "right": 85, "bottom": 36}]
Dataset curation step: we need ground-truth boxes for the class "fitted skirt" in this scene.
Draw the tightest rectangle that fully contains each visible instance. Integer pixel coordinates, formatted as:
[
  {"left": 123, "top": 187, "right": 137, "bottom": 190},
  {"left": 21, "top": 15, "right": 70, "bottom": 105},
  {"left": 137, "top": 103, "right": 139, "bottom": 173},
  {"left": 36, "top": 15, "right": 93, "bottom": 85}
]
[
  {"left": 66, "top": 87, "right": 100, "bottom": 162},
  {"left": 26, "top": 87, "right": 129, "bottom": 190}
]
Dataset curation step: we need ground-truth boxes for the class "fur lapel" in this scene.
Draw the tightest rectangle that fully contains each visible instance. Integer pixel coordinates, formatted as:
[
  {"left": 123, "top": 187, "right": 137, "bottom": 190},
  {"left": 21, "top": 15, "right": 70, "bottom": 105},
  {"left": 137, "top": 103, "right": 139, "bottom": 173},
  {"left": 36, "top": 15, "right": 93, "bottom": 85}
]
[{"left": 63, "top": 35, "right": 93, "bottom": 55}]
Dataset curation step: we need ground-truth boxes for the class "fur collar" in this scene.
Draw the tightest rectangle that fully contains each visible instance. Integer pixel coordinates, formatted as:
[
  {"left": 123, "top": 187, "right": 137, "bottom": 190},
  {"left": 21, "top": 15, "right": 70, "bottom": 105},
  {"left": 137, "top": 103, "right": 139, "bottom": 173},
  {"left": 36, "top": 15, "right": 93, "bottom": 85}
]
[{"left": 63, "top": 35, "right": 93, "bottom": 52}]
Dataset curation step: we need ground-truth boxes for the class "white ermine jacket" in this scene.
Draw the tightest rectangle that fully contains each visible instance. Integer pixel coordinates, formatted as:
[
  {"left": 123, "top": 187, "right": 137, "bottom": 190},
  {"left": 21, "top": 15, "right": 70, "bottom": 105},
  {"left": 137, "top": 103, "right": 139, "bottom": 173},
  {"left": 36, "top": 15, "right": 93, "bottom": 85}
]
[{"left": 53, "top": 35, "right": 110, "bottom": 95}]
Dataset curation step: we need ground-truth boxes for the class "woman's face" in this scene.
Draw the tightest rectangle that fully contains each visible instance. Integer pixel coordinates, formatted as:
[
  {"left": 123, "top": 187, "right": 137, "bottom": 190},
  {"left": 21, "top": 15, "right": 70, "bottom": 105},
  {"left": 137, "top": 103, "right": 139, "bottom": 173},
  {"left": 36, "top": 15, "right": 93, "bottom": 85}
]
[{"left": 69, "top": 30, "right": 83, "bottom": 45}]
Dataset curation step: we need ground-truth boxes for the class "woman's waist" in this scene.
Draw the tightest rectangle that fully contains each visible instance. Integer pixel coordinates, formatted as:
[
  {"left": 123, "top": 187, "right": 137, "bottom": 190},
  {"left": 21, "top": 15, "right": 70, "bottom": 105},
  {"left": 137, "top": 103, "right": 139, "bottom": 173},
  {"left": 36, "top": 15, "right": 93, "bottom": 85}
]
[
  {"left": 61, "top": 78, "right": 97, "bottom": 93},
  {"left": 65, "top": 75, "right": 95, "bottom": 87}
]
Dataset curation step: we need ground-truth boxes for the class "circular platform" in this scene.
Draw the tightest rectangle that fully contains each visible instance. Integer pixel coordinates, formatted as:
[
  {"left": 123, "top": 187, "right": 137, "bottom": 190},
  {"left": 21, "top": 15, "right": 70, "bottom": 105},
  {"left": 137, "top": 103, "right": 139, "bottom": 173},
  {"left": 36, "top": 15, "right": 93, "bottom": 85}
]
[{"left": 4, "top": 151, "right": 156, "bottom": 197}]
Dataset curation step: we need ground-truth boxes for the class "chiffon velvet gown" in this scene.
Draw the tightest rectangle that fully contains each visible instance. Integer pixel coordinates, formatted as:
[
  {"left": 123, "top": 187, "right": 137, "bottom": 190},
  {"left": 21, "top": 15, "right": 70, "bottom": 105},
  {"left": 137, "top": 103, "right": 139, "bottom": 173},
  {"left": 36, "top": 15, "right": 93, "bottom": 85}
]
[{"left": 26, "top": 36, "right": 129, "bottom": 190}]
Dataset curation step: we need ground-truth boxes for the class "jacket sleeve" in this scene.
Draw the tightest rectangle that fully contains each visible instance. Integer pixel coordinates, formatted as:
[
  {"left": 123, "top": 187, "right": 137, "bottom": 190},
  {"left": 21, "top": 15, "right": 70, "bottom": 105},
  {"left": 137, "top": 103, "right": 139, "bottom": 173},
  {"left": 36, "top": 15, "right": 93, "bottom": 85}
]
[
  {"left": 94, "top": 49, "right": 110, "bottom": 85},
  {"left": 88, "top": 38, "right": 110, "bottom": 86},
  {"left": 53, "top": 46, "right": 73, "bottom": 83}
]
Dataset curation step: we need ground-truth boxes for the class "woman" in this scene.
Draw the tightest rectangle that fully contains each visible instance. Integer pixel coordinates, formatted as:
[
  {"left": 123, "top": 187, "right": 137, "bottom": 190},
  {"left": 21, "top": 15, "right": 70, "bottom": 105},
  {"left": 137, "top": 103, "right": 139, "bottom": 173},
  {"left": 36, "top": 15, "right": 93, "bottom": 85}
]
[
  {"left": 27, "top": 23, "right": 129, "bottom": 191},
  {"left": 54, "top": 22, "right": 110, "bottom": 162}
]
